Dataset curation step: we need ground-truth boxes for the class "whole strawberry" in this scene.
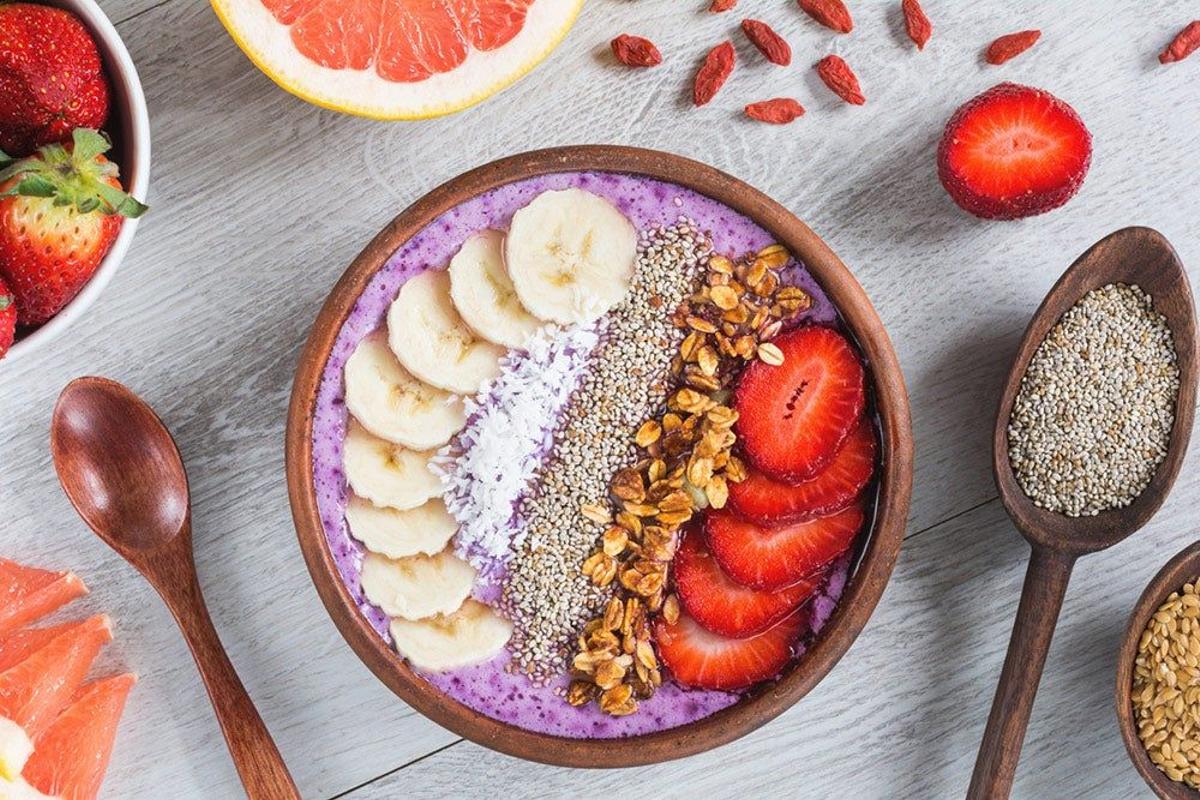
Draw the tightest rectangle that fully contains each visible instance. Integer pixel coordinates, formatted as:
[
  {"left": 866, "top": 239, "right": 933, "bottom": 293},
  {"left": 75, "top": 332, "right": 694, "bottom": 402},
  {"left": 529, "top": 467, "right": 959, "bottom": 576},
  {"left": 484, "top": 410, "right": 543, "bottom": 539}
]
[
  {"left": 0, "top": 128, "right": 146, "bottom": 326},
  {"left": 0, "top": 277, "right": 15, "bottom": 359},
  {"left": 0, "top": 3, "right": 110, "bottom": 156}
]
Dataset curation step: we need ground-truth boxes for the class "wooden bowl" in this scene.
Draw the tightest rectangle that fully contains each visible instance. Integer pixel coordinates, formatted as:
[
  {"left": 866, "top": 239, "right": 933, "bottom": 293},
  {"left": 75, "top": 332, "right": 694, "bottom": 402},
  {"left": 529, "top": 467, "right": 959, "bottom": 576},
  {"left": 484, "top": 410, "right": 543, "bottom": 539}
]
[
  {"left": 1117, "top": 542, "right": 1200, "bottom": 799},
  {"left": 285, "top": 145, "right": 914, "bottom": 767}
]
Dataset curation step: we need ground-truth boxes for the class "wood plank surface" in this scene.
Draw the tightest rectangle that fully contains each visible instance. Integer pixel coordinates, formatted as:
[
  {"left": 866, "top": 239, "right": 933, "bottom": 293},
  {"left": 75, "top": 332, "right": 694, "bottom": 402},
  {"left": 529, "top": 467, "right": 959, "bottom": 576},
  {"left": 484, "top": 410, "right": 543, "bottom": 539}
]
[{"left": 0, "top": 0, "right": 1197, "bottom": 797}]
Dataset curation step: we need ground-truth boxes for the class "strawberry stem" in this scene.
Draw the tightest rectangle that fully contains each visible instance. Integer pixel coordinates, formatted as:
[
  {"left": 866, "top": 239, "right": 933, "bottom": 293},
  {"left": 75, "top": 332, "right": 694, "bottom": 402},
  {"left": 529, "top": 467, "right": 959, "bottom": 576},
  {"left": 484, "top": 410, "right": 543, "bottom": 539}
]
[{"left": 0, "top": 128, "right": 146, "bottom": 219}]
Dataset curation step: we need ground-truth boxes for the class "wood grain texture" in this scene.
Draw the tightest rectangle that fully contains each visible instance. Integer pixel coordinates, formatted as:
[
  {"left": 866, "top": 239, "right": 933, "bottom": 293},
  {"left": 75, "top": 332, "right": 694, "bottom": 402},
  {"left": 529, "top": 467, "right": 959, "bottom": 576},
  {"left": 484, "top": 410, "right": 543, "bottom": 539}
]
[{"left": 0, "top": 0, "right": 1197, "bottom": 797}]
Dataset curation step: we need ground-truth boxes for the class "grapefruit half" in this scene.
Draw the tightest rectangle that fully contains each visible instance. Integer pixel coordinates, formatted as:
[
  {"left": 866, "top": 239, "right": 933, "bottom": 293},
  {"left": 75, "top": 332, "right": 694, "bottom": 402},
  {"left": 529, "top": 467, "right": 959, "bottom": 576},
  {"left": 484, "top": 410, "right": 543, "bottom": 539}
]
[{"left": 212, "top": 0, "right": 584, "bottom": 119}]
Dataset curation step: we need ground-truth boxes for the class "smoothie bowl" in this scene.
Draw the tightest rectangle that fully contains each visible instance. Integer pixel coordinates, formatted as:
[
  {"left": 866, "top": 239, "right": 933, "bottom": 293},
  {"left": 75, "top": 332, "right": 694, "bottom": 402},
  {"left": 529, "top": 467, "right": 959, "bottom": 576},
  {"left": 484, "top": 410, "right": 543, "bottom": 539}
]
[{"left": 286, "top": 146, "right": 913, "bottom": 766}]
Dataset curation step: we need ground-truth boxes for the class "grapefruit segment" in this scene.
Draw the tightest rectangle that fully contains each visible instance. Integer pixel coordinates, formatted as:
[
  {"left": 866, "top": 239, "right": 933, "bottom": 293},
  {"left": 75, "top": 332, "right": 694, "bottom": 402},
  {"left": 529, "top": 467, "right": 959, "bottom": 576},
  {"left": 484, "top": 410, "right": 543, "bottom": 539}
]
[
  {"left": 0, "top": 616, "right": 111, "bottom": 780},
  {"left": 211, "top": 0, "right": 582, "bottom": 119},
  {"left": 0, "top": 561, "right": 87, "bottom": 639},
  {"left": 0, "top": 623, "right": 79, "bottom": 674},
  {"left": 24, "top": 674, "right": 136, "bottom": 800}
]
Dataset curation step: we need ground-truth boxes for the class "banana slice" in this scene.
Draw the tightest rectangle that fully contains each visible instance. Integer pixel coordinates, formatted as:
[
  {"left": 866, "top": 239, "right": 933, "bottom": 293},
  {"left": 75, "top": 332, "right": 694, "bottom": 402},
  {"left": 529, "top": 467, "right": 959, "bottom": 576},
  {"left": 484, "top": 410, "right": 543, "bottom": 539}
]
[
  {"left": 345, "top": 331, "right": 466, "bottom": 450},
  {"left": 505, "top": 188, "right": 637, "bottom": 325},
  {"left": 346, "top": 495, "right": 457, "bottom": 559},
  {"left": 449, "top": 229, "right": 541, "bottom": 349},
  {"left": 343, "top": 421, "right": 442, "bottom": 511},
  {"left": 387, "top": 270, "right": 504, "bottom": 395},
  {"left": 360, "top": 550, "right": 475, "bottom": 621},
  {"left": 390, "top": 599, "right": 512, "bottom": 672}
]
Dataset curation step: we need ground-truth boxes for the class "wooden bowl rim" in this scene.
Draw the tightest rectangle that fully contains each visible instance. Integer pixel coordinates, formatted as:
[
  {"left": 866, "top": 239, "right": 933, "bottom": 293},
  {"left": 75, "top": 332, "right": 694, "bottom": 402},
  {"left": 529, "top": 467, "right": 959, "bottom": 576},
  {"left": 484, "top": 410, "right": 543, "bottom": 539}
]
[
  {"left": 284, "top": 145, "right": 914, "bottom": 767},
  {"left": 1116, "top": 541, "right": 1200, "bottom": 800}
]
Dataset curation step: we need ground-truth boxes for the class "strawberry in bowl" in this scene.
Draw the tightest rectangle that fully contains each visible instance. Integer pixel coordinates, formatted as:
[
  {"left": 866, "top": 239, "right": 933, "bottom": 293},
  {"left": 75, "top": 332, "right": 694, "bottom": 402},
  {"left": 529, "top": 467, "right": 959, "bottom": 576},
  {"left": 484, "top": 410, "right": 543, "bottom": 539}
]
[
  {"left": 0, "top": 0, "right": 150, "bottom": 363},
  {"left": 0, "top": 129, "right": 145, "bottom": 328}
]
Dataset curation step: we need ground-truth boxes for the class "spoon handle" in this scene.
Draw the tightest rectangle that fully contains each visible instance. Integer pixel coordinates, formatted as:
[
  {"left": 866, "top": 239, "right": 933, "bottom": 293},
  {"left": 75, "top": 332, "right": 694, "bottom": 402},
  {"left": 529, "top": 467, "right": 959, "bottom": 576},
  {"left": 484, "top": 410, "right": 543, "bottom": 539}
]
[
  {"left": 158, "top": 561, "right": 301, "bottom": 800},
  {"left": 967, "top": 545, "right": 1076, "bottom": 800}
]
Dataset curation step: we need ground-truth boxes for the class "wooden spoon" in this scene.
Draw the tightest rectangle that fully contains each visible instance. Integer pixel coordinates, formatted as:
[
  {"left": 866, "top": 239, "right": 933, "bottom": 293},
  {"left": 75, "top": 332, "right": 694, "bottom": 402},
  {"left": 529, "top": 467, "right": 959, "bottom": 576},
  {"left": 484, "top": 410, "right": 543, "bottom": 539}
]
[
  {"left": 967, "top": 227, "right": 1198, "bottom": 799},
  {"left": 50, "top": 377, "right": 300, "bottom": 800}
]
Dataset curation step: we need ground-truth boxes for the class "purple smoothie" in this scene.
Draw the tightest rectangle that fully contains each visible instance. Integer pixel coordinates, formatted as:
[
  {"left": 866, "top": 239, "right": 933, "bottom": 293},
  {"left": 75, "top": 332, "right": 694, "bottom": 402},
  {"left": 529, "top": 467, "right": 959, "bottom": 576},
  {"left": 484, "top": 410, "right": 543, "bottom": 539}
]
[{"left": 311, "top": 171, "right": 850, "bottom": 738}]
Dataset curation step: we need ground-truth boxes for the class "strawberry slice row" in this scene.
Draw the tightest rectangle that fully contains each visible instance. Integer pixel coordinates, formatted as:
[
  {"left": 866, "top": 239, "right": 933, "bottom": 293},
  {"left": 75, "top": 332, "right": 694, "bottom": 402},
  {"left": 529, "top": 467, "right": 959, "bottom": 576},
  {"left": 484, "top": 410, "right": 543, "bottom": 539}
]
[{"left": 656, "top": 325, "right": 876, "bottom": 692}]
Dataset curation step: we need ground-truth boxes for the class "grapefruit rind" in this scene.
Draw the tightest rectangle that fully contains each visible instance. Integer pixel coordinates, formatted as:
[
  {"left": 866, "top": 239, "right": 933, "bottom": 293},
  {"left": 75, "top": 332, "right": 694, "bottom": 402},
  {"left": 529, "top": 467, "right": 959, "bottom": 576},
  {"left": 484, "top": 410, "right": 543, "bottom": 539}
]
[
  {"left": 0, "top": 718, "right": 32, "bottom": 783},
  {"left": 210, "top": 0, "right": 584, "bottom": 120}
]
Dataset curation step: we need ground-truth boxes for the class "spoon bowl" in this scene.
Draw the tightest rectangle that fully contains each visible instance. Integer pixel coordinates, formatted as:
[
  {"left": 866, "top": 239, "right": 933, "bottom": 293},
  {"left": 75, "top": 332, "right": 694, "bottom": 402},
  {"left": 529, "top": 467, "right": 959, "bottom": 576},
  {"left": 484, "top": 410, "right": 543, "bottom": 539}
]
[
  {"left": 993, "top": 226, "right": 1198, "bottom": 556},
  {"left": 969, "top": 227, "right": 1198, "bottom": 799},
  {"left": 52, "top": 377, "right": 190, "bottom": 553}
]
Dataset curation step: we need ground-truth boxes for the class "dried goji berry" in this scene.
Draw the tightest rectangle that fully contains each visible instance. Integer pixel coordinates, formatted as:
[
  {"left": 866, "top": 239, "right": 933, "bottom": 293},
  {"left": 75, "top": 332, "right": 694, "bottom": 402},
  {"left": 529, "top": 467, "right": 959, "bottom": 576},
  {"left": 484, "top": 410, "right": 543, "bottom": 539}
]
[
  {"left": 710, "top": 0, "right": 737, "bottom": 12},
  {"left": 815, "top": 55, "right": 865, "bottom": 105},
  {"left": 798, "top": 0, "right": 853, "bottom": 34},
  {"left": 986, "top": 30, "right": 1041, "bottom": 65},
  {"left": 1160, "top": 21, "right": 1200, "bottom": 64},
  {"left": 611, "top": 34, "right": 662, "bottom": 67},
  {"left": 741, "top": 19, "right": 791, "bottom": 66},
  {"left": 744, "top": 98, "right": 805, "bottom": 124},
  {"left": 693, "top": 42, "right": 735, "bottom": 106},
  {"left": 901, "top": 0, "right": 932, "bottom": 50}
]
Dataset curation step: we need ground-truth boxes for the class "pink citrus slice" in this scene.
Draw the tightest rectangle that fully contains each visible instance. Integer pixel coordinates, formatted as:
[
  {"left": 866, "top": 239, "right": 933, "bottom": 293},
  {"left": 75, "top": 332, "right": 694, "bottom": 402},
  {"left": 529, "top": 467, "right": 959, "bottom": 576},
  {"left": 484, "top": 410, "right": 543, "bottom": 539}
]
[
  {"left": 23, "top": 674, "right": 136, "bottom": 800},
  {"left": 211, "top": 0, "right": 583, "bottom": 119},
  {"left": 0, "top": 615, "right": 111, "bottom": 780},
  {"left": 0, "top": 560, "right": 87, "bottom": 639}
]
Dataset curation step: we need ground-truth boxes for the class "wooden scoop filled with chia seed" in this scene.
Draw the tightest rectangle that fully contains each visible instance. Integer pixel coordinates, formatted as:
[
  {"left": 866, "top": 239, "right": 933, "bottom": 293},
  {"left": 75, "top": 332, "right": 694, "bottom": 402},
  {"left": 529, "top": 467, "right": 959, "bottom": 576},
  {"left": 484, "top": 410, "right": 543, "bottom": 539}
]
[{"left": 968, "top": 227, "right": 1198, "bottom": 800}]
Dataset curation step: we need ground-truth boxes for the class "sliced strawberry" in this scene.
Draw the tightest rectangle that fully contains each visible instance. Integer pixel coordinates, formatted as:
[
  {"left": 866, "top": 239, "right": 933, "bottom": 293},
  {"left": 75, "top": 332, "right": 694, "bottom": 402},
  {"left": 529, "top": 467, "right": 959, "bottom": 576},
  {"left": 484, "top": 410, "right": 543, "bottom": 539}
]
[
  {"left": 733, "top": 326, "right": 865, "bottom": 483},
  {"left": 655, "top": 608, "right": 806, "bottom": 691},
  {"left": 704, "top": 502, "right": 865, "bottom": 590},
  {"left": 937, "top": 82, "right": 1091, "bottom": 220},
  {"left": 675, "top": 528, "right": 820, "bottom": 638},
  {"left": 728, "top": 419, "right": 877, "bottom": 525}
]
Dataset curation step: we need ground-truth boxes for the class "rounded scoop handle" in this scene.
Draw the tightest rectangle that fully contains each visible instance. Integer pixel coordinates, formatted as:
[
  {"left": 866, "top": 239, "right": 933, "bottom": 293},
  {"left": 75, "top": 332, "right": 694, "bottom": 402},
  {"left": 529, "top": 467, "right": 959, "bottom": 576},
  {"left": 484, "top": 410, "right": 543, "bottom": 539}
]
[
  {"left": 151, "top": 538, "right": 301, "bottom": 800},
  {"left": 967, "top": 545, "right": 1076, "bottom": 800}
]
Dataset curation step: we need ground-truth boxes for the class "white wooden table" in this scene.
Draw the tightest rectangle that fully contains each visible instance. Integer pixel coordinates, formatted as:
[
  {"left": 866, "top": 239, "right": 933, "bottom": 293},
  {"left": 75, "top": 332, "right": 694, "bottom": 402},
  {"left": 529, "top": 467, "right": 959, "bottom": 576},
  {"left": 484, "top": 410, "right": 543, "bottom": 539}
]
[{"left": 2, "top": 0, "right": 1198, "bottom": 796}]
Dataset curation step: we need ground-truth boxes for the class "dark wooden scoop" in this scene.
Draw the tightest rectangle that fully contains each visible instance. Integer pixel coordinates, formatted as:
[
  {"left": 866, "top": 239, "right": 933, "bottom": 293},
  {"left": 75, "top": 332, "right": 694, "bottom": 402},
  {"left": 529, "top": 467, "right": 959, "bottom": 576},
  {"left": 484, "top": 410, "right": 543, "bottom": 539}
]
[
  {"left": 51, "top": 377, "right": 300, "bottom": 800},
  {"left": 967, "top": 227, "right": 1198, "bottom": 799}
]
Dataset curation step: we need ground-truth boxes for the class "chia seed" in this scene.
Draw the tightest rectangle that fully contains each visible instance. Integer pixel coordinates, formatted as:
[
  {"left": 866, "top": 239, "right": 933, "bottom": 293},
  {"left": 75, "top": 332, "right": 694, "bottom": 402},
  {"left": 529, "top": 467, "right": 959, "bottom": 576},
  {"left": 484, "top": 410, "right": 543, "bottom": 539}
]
[
  {"left": 499, "top": 218, "right": 712, "bottom": 681},
  {"left": 1007, "top": 283, "right": 1180, "bottom": 517}
]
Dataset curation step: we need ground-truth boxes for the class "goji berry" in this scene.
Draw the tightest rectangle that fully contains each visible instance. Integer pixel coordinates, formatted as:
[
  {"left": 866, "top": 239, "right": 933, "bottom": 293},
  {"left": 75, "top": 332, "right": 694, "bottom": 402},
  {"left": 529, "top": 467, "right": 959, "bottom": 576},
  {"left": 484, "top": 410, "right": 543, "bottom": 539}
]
[
  {"left": 1160, "top": 21, "right": 1200, "bottom": 64},
  {"left": 815, "top": 55, "right": 865, "bottom": 105},
  {"left": 986, "top": 30, "right": 1041, "bottom": 65},
  {"left": 741, "top": 19, "right": 791, "bottom": 66},
  {"left": 710, "top": 0, "right": 737, "bottom": 12},
  {"left": 611, "top": 34, "right": 662, "bottom": 67},
  {"left": 798, "top": 0, "right": 853, "bottom": 34},
  {"left": 694, "top": 42, "right": 735, "bottom": 106},
  {"left": 745, "top": 98, "right": 805, "bottom": 124},
  {"left": 901, "top": 0, "right": 932, "bottom": 50}
]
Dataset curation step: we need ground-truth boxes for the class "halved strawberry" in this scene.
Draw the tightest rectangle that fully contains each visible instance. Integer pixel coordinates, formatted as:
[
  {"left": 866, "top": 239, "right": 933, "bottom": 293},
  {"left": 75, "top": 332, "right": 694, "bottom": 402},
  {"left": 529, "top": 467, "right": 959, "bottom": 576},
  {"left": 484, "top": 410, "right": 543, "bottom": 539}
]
[
  {"left": 728, "top": 419, "right": 877, "bottom": 525},
  {"left": 734, "top": 326, "right": 865, "bottom": 483},
  {"left": 654, "top": 608, "right": 806, "bottom": 691},
  {"left": 704, "top": 502, "right": 865, "bottom": 590},
  {"left": 675, "top": 528, "right": 820, "bottom": 638},
  {"left": 937, "top": 82, "right": 1091, "bottom": 220}
]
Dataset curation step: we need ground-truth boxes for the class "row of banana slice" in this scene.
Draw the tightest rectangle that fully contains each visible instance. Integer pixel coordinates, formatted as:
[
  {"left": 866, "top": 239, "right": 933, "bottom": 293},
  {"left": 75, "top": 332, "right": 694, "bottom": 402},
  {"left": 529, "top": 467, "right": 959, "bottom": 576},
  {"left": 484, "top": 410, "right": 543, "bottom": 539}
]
[{"left": 342, "top": 188, "right": 638, "bottom": 672}]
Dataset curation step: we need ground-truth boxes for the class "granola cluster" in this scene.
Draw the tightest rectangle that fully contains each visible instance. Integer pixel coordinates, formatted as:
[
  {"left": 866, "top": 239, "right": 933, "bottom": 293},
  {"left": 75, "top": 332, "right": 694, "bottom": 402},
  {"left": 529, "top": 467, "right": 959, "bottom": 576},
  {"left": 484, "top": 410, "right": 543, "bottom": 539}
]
[{"left": 566, "top": 243, "right": 813, "bottom": 716}]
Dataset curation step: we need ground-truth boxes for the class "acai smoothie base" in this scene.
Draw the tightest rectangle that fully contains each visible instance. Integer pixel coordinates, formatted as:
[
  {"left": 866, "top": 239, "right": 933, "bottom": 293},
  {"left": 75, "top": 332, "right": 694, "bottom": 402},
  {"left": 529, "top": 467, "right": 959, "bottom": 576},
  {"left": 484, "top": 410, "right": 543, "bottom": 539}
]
[{"left": 310, "top": 171, "right": 863, "bottom": 739}]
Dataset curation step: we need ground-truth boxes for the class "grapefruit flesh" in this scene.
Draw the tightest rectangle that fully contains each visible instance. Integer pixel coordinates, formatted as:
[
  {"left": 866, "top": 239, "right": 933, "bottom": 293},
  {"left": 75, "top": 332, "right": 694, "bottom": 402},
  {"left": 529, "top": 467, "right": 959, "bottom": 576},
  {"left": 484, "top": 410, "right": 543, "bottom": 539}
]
[
  {"left": 24, "top": 674, "right": 136, "bottom": 800},
  {"left": 212, "top": 0, "right": 583, "bottom": 118},
  {"left": 0, "top": 624, "right": 79, "bottom": 674},
  {"left": 0, "top": 561, "right": 87, "bottom": 639},
  {"left": 0, "top": 616, "right": 111, "bottom": 780}
]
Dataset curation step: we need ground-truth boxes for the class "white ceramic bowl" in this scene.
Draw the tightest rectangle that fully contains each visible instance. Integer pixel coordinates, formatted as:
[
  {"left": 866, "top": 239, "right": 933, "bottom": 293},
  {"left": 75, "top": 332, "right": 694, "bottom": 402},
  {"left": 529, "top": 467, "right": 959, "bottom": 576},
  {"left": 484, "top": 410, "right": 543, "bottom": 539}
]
[{"left": 4, "top": 0, "right": 151, "bottom": 364}]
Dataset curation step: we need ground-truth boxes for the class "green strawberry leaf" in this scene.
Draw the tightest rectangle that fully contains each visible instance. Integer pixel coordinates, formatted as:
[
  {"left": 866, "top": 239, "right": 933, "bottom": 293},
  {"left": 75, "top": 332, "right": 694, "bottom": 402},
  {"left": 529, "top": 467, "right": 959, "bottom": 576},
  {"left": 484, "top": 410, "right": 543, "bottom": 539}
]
[
  {"left": 13, "top": 175, "right": 55, "bottom": 197},
  {"left": 94, "top": 181, "right": 148, "bottom": 218},
  {"left": 71, "top": 128, "right": 111, "bottom": 164},
  {"left": 0, "top": 295, "right": 10, "bottom": 312}
]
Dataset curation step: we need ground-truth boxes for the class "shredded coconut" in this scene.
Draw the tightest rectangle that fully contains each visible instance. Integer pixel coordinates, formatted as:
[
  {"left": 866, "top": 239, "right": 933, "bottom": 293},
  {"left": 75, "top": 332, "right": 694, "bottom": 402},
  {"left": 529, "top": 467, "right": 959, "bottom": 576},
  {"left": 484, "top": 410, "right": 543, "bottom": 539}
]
[{"left": 433, "top": 323, "right": 601, "bottom": 575}]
